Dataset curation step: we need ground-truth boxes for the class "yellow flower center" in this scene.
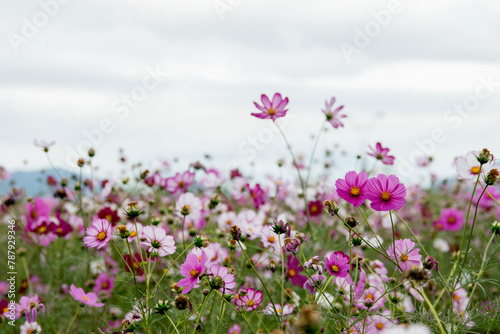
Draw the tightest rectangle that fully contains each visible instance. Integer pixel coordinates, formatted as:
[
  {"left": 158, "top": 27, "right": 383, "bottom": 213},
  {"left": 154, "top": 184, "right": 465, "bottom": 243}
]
[
  {"left": 97, "top": 231, "right": 107, "bottom": 241},
  {"left": 268, "top": 236, "right": 275, "bottom": 243},
  {"left": 381, "top": 191, "right": 391, "bottom": 201},
  {"left": 350, "top": 187, "right": 360, "bottom": 196},
  {"left": 38, "top": 226, "right": 47, "bottom": 234},
  {"left": 130, "top": 231, "right": 137, "bottom": 238},
  {"left": 102, "top": 282, "right": 109, "bottom": 289},
  {"left": 57, "top": 227, "right": 62, "bottom": 234},
  {"left": 366, "top": 293, "right": 374, "bottom": 300},
  {"left": 448, "top": 217, "right": 456, "bottom": 224},
  {"left": 288, "top": 269, "right": 296, "bottom": 277},
  {"left": 190, "top": 269, "right": 200, "bottom": 278},
  {"left": 331, "top": 265, "right": 340, "bottom": 273},
  {"left": 376, "top": 323, "right": 384, "bottom": 329},
  {"left": 268, "top": 108, "right": 275, "bottom": 115},
  {"left": 276, "top": 308, "right": 281, "bottom": 314},
  {"left": 310, "top": 205, "right": 318, "bottom": 213},
  {"left": 105, "top": 214, "right": 112, "bottom": 222},
  {"left": 226, "top": 220, "right": 232, "bottom": 225},
  {"left": 400, "top": 254, "right": 409, "bottom": 262},
  {"left": 471, "top": 166, "right": 480, "bottom": 174},
  {"left": 82, "top": 295, "right": 88, "bottom": 301},
  {"left": 178, "top": 181, "right": 185, "bottom": 188},
  {"left": 453, "top": 294, "right": 460, "bottom": 301},
  {"left": 246, "top": 299, "right": 254, "bottom": 307}
]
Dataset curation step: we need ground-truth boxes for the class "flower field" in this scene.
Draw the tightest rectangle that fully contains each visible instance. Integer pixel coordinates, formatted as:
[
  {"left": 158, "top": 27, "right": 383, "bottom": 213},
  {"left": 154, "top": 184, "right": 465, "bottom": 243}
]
[{"left": 1, "top": 94, "right": 500, "bottom": 334}]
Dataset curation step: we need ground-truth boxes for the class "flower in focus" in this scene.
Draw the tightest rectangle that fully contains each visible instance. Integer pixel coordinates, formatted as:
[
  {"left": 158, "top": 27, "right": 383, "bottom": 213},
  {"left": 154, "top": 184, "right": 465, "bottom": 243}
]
[
  {"left": 251, "top": 93, "right": 289, "bottom": 121},
  {"left": 83, "top": 218, "right": 113, "bottom": 249},
  {"left": 433, "top": 208, "right": 465, "bottom": 231},
  {"left": 207, "top": 264, "right": 236, "bottom": 293},
  {"left": 177, "top": 251, "right": 207, "bottom": 293},
  {"left": 324, "top": 251, "right": 353, "bottom": 285},
  {"left": 286, "top": 255, "right": 308, "bottom": 287},
  {"left": 142, "top": 226, "right": 176, "bottom": 257},
  {"left": 69, "top": 284, "right": 104, "bottom": 307},
  {"left": 366, "top": 174, "right": 406, "bottom": 211},
  {"left": 322, "top": 97, "right": 346, "bottom": 128},
  {"left": 368, "top": 142, "right": 395, "bottom": 165},
  {"left": 335, "top": 171, "right": 369, "bottom": 207},
  {"left": 456, "top": 150, "right": 494, "bottom": 180},
  {"left": 387, "top": 239, "right": 422, "bottom": 273},
  {"left": 234, "top": 288, "right": 263, "bottom": 311}
]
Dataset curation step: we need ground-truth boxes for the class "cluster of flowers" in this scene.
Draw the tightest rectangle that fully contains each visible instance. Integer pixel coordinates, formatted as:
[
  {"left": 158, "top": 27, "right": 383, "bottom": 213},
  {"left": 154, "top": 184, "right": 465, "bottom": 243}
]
[{"left": 0, "top": 93, "right": 499, "bottom": 334}]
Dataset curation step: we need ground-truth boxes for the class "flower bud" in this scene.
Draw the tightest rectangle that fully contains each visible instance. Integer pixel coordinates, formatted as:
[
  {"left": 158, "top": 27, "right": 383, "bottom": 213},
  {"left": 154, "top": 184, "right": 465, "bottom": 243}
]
[
  {"left": 345, "top": 217, "right": 358, "bottom": 228},
  {"left": 88, "top": 148, "right": 95, "bottom": 158},
  {"left": 491, "top": 221, "right": 500, "bottom": 235},
  {"left": 323, "top": 199, "right": 339, "bottom": 216},
  {"left": 153, "top": 300, "right": 171, "bottom": 315},
  {"left": 485, "top": 168, "right": 499, "bottom": 186},
  {"left": 124, "top": 201, "right": 142, "bottom": 218},
  {"left": 209, "top": 194, "right": 221, "bottom": 210},
  {"left": 194, "top": 235, "right": 209, "bottom": 248},
  {"left": 282, "top": 237, "right": 302, "bottom": 253},
  {"left": 477, "top": 148, "right": 493, "bottom": 164},
  {"left": 77, "top": 158, "right": 85, "bottom": 167},
  {"left": 209, "top": 276, "right": 225, "bottom": 290},
  {"left": 117, "top": 225, "right": 131, "bottom": 238},
  {"left": 423, "top": 256, "right": 439, "bottom": 271},
  {"left": 229, "top": 225, "right": 242, "bottom": 241},
  {"left": 180, "top": 205, "right": 191, "bottom": 216},
  {"left": 363, "top": 298, "right": 373, "bottom": 308},
  {"left": 175, "top": 294, "right": 190, "bottom": 310}
]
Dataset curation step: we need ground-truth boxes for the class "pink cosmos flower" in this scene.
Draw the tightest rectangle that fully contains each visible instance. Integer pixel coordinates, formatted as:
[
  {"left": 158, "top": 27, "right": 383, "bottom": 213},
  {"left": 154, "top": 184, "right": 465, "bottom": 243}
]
[
  {"left": 83, "top": 218, "right": 113, "bottom": 249},
  {"left": 368, "top": 143, "right": 395, "bottom": 165},
  {"left": 176, "top": 192, "right": 203, "bottom": 219},
  {"left": 335, "top": 171, "right": 369, "bottom": 207},
  {"left": 366, "top": 310, "right": 396, "bottom": 333},
  {"left": 228, "top": 324, "right": 241, "bottom": 334},
  {"left": 207, "top": 264, "right": 236, "bottom": 293},
  {"left": 252, "top": 93, "right": 289, "bottom": 121},
  {"left": 20, "top": 321, "right": 41, "bottom": 334},
  {"left": 142, "top": 226, "right": 176, "bottom": 257},
  {"left": 234, "top": 288, "right": 263, "bottom": 311},
  {"left": 164, "top": 171, "right": 195, "bottom": 194},
  {"left": 325, "top": 251, "right": 353, "bottom": 285},
  {"left": 366, "top": 174, "right": 406, "bottom": 211},
  {"left": 387, "top": 239, "right": 422, "bottom": 273},
  {"left": 16, "top": 295, "right": 45, "bottom": 318},
  {"left": 93, "top": 273, "right": 114, "bottom": 298},
  {"left": 247, "top": 183, "right": 266, "bottom": 209},
  {"left": 433, "top": 208, "right": 465, "bottom": 231},
  {"left": 455, "top": 151, "right": 494, "bottom": 180},
  {"left": 287, "top": 255, "right": 308, "bottom": 287},
  {"left": 353, "top": 270, "right": 386, "bottom": 310},
  {"left": 322, "top": 97, "right": 346, "bottom": 128},
  {"left": 69, "top": 284, "right": 104, "bottom": 307},
  {"left": 26, "top": 198, "right": 51, "bottom": 225},
  {"left": 177, "top": 251, "right": 207, "bottom": 294}
]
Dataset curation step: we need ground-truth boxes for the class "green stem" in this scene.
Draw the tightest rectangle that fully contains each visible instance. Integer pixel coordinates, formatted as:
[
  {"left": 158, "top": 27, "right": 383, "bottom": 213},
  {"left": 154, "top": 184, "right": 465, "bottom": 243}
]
[
  {"left": 192, "top": 290, "right": 211, "bottom": 334},
  {"left": 166, "top": 314, "right": 180, "bottom": 334},
  {"left": 66, "top": 307, "right": 80, "bottom": 334},
  {"left": 305, "top": 120, "right": 327, "bottom": 188},
  {"left": 152, "top": 242, "right": 194, "bottom": 296},
  {"left": 278, "top": 233, "right": 285, "bottom": 327}
]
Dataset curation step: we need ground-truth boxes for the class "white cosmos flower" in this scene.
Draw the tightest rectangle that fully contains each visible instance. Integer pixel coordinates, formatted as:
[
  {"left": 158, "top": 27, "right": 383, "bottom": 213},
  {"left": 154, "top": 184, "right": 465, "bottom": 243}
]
[
  {"left": 433, "top": 238, "right": 450, "bottom": 252},
  {"left": 455, "top": 151, "right": 494, "bottom": 180}
]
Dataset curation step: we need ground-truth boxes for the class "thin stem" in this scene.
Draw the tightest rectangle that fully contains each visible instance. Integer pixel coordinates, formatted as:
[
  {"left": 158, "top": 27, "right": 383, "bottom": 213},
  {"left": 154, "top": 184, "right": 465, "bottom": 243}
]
[
  {"left": 192, "top": 290, "right": 211, "bottom": 334},
  {"left": 278, "top": 233, "right": 285, "bottom": 327},
  {"left": 165, "top": 314, "right": 180, "bottom": 334},
  {"left": 305, "top": 120, "right": 327, "bottom": 188},
  {"left": 65, "top": 307, "right": 80, "bottom": 334},
  {"left": 214, "top": 290, "right": 257, "bottom": 333},
  {"left": 421, "top": 289, "right": 446, "bottom": 334}
]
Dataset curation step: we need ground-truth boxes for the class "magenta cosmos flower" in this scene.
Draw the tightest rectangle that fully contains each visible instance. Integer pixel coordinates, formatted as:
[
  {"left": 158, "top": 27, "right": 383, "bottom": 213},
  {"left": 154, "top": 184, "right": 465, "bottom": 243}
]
[
  {"left": 177, "top": 251, "right": 207, "bottom": 293},
  {"left": 83, "top": 218, "right": 113, "bottom": 249},
  {"left": 207, "top": 264, "right": 236, "bottom": 293},
  {"left": 325, "top": 251, "right": 353, "bottom": 285},
  {"left": 368, "top": 143, "right": 395, "bottom": 165},
  {"left": 287, "top": 255, "right": 308, "bottom": 287},
  {"left": 387, "top": 239, "right": 422, "bottom": 273},
  {"left": 322, "top": 97, "right": 346, "bottom": 128},
  {"left": 434, "top": 208, "right": 465, "bottom": 231},
  {"left": 366, "top": 174, "right": 406, "bottom": 211},
  {"left": 228, "top": 324, "right": 241, "bottom": 334},
  {"left": 69, "top": 284, "right": 104, "bottom": 307},
  {"left": 142, "top": 226, "right": 176, "bottom": 257},
  {"left": 335, "top": 171, "right": 369, "bottom": 207},
  {"left": 251, "top": 93, "right": 288, "bottom": 121},
  {"left": 234, "top": 288, "right": 263, "bottom": 311}
]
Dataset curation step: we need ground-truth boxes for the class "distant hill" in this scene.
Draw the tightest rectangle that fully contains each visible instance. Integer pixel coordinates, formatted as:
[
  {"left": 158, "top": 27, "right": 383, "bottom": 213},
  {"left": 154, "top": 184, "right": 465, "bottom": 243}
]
[{"left": 0, "top": 169, "right": 82, "bottom": 197}]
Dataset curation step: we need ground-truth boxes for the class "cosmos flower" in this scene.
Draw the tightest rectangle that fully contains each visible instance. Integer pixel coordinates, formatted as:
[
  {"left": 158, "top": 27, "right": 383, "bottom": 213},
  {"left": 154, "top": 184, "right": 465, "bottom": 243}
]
[
  {"left": 247, "top": 183, "right": 266, "bottom": 209},
  {"left": 366, "top": 310, "right": 396, "bottom": 333},
  {"left": 93, "top": 273, "right": 114, "bottom": 298},
  {"left": 433, "top": 208, "right": 465, "bottom": 231},
  {"left": 251, "top": 93, "right": 289, "bottom": 121},
  {"left": 97, "top": 207, "right": 120, "bottom": 226},
  {"left": 387, "top": 239, "right": 422, "bottom": 273},
  {"left": 263, "top": 303, "right": 294, "bottom": 316},
  {"left": 234, "top": 288, "right": 263, "bottom": 311},
  {"left": 83, "top": 218, "right": 114, "bottom": 249},
  {"left": 227, "top": 324, "right": 241, "bottom": 334},
  {"left": 366, "top": 174, "right": 406, "bottom": 211},
  {"left": 177, "top": 251, "right": 207, "bottom": 294},
  {"left": 335, "top": 171, "right": 369, "bottom": 207},
  {"left": 455, "top": 150, "right": 494, "bottom": 180},
  {"left": 307, "top": 200, "right": 323, "bottom": 216},
  {"left": 368, "top": 142, "right": 395, "bottom": 165},
  {"left": 20, "top": 321, "right": 42, "bottom": 334},
  {"left": 286, "top": 255, "right": 308, "bottom": 287},
  {"left": 164, "top": 171, "right": 195, "bottom": 194},
  {"left": 303, "top": 274, "right": 325, "bottom": 294},
  {"left": 69, "top": 285, "right": 104, "bottom": 307},
  {"left": 176, "top": 192, "right": 202, "bottom": 219},
  {"left": 142, "top": 226, "right": 176, "bottom": 257},
  {"left": 324, "top": 251, "right": 353, "bottom": 285},
  {"left": 207, "top": 264, "right": 236, "bottom": 293},
  {"left": 322, "top": 97, "right": 346, "bottom": 128}
]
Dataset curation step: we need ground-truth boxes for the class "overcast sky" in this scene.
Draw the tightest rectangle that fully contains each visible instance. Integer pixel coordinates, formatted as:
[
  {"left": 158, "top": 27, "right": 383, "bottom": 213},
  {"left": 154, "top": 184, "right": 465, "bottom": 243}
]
[{"left": 1, "top": 0, "right": 500, "bottom": 183}]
